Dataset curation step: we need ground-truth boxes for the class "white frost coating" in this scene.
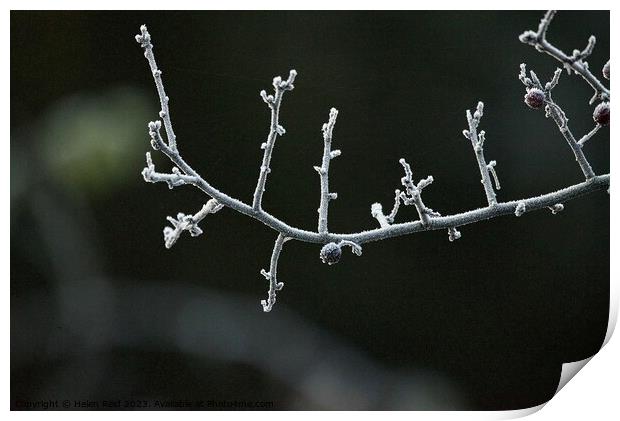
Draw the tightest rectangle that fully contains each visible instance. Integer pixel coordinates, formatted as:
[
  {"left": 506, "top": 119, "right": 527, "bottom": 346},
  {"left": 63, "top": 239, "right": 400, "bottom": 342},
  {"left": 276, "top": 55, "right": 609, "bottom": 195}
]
[
  {"left": 162, "top": 199, "right": 224, "bottom": 249},
  {"left": 370, "top": 203, "right": 390, "bottom": 228},
  {"left": 136, "top": 26, "right": 178, "bottom": 152},
  {"left": 372, "top": 158, "right": 461, "bottom": 242},
  {"left": 519, "top": 10, "right": 609, "bottom": 103},
  {"left": 519, "top": 64, "right": 597, "bottom": 180},
  {"left": 577, "top": 124, "right": 601, "bottom": 147},
  {"left": 253, "top": 69, "right": 297, "bottom": 212},
  {"left": 515, "top": 202, "right": 526, "bottom": 217},
  {"left": 260, "top": 233, "right": 287, "bottom": 312},
  {"left": 316, "top": 108, "right": 339, "bottom": 235},
  {"left": 397, "top": 158, "right": 439, "bottom": 226},
  {"left": 486, "top": 161, "right": 501, "bottom": 191},
  {"left": 448, "top": 228, "right": 461, "bottom": 242},
  {"left": 338, "top": 240, "right": 363, "bottom": 256},
  {"left": 464, "top": 102, "right": 499, "bottom": 206},
  {"left": 548, "top": 203, "right": 564, "bottom": 215},
  {"left": 142, "top": 152, "right": 198, "bottom": 188},
  {"left": 136, "top": 12, "right": 610, "bottom": 311},
  {"left": 370, "top": 189, "right": 402, "bottom": 228}
]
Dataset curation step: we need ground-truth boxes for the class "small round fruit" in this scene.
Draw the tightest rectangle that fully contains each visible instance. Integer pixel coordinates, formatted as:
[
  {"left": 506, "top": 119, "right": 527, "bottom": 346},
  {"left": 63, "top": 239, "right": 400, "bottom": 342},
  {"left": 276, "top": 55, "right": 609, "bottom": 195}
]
[
  {"left": 524, "top": 88, "right": 545, "bottom": 109},
  {"left": 593, "top": 102, "right": 610, "bottom": 126},
  {"left": 603, "top": 61, "right": 610, "bottom": 80},
  {"left": 320, "top": 242, "right": 342, "bottom": 265}
]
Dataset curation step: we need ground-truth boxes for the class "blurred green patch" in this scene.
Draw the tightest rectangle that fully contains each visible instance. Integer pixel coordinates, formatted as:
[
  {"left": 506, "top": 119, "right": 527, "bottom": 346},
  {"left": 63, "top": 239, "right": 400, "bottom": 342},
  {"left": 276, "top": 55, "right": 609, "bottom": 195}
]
[{"left": 39, "top": 87, "right": 154, "bottom": 195}]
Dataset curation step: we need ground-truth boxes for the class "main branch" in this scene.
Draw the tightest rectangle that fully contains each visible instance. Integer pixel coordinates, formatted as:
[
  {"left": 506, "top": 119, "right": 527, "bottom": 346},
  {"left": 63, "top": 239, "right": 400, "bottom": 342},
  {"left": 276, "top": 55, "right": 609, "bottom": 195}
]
[
  {"left": 136, "top": 24, "right": 609, "bottom": 246},
  {"left": 136, "top": 15, "right": 610, "bottom": 311}
]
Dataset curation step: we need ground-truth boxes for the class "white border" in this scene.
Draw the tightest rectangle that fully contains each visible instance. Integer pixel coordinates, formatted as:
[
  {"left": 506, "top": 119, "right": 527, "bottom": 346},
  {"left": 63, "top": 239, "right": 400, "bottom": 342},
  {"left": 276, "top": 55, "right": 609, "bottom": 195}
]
[{"left": 5, "top": 1, "right": 617, "bottom": 419}]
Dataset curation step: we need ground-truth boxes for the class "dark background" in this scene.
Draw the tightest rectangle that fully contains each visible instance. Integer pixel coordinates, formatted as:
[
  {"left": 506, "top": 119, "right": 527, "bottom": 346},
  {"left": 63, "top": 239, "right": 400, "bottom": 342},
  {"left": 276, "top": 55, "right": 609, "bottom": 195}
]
[{"left": 11, "top": 11, "right": 609, "bottom": 410}]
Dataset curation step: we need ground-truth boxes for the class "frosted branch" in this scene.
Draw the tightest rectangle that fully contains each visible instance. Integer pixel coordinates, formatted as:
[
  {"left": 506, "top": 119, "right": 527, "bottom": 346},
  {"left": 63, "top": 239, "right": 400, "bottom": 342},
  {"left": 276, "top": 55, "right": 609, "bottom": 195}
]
[
  {"left": 373, "top": 160, "right": 462, "bottom": 240},
  {"left": 162, "top": 199, "right": 224, "bottom": 249},
  {"left": 142, "top": 152, "right": 198, "bottom": 189},
  {"left": 260, "top": 233, "right": 287, "bottom": 312},
  {"left": 397, "top": 158, "right": 439, "bottom": 226},
  {"left": 448, "top": 227, "right": 461, "bottom": 242},
  {"left": 338, "top": 240, "right": 363, "bottom": 256},
  {"left": 252, "top": 69, "right": 297, "bottom": 212},
  {"left": 463, "top": 102, "right": 499, "bottom": 206},
  {"left": 386, "top": 189, "right": 402, "bottom": 223},
  {"left": 370, "top": 203, "right": 390, "bottom": 229},
  {"left": 577, "top": 124, "right": 601, "bottom": 147},
  {"left": 519, "top": 10, "right": 609, "bottom": 103},
  {"left": 371, "top": 191, "right": 405, "bottom": 229},
  {"left": 316, "top": 108, "right": 340, "bottom": 235},
  {"left": 519, "top": 64, "right": 596, "bottom": 179},
  {"left": 515, "top": 202, "right": 526, "bottom": 217},
  {"left": 486, "top": 161, "right": 501, "bottom": 191},
  {"left": 136, "top": 25, "right": 178, "bottom": 152},
  {"left": 135, "top": 15, "right": 610, "bottom": 312}
]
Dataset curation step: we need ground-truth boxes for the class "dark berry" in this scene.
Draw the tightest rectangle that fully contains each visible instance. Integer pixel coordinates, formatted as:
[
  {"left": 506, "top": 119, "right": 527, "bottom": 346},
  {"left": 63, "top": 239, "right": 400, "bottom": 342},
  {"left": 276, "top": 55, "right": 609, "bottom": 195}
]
[
  {"left": 593, "top": 102, "right": 610, "bottom": 126},
  {"left": 603, "top": 61, "right": 610, "bottom": 80},
  {"left": 320, "top": 242, "right": 342, "bottom": 265},
  {"left": 524, "top": 88, "right": 545, "bottom": 109}
]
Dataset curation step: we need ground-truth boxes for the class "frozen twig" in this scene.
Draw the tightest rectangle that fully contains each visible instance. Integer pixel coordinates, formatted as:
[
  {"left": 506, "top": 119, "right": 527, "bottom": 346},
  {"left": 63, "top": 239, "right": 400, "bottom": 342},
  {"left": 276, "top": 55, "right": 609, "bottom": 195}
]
[
  {"left": 260, "top": 233, "right": 287, "bottom": 312},
  {"left": 462, "top": 102, "right": 499, "bottom": 206},
  {"left": 519, "top": 10, "right": 610, "bottom": 103},
  {"left": 370, "top": 203, "right": 390, "bottom": 229},
  {"left": 392, "top": 160, "right": 461, "bottom": 241},
  {"left": 386, "top": 189, "right": 402, "bottom": 223},
  {"left": 315, "top": 108, "right": 340, "bottom": 235},
  {"left": 142, "top": 152, "right": 198, "bottom": 189},
  {"left": 319, "top": 240, "right": 362, "bottom": 265},
  {"left": 548, "top": 203, "right": 564, "bottom": 214},
  {"left": 577, "top": 124, "right": 601, "bottom": 147},
  {"left": 515, "top": 202, "right": 526, "bottom": 217},
  {"left": 162, "top": 199, "right": 224, "bottom": 249},
  {"left": 371, "top": 189, "right": 402, "bottom": 229},
  {"left": 371, "top": 187, "right": 403, "bottom": 229},
  {"left": 338, "top": 240, "right": 363, "bottom": 256},
  {"left": 448, "top": 227, "right": 461, "bottom": 242},
  {"left": 397, "top": 158, "right": 439, "bottom": 227},
  {"left": 252, "top": 69, "right": 297, "bottom": 212},
  {"left": 136, "top": 13, "right": 610, "bottom": 312},
  {"left": 519, "top": 64, "right": 596, "bottom": 179},
  {"left": 487, "top": 161, "right": 501, "bottom": 191},
  {"left": 135, "top": 25, "right": 178, "bottom": 152}
]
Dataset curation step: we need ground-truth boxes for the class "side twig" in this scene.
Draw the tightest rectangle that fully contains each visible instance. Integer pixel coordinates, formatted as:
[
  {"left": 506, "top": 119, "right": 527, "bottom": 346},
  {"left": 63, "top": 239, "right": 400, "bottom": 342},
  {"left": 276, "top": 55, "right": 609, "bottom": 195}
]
[
  {"left": 519, "top": 64, "right": 596, "bottom": 179},
  {"left": 519, "top": 10, "right": 610, "bottom": 103},
  {"left": 162, "top": 199, "right": 224, "bottom": 249},
  {"left": 577, "top": 124, "right": 601, "bottom": 147},
  {"left": 252, "top": 70, "right": 297, "bottom": 212},
  {"left": 135, "top": 25, "right": 178, "bottom": 152},
  {"left": 315, "top": 108, "right": 340, "bottom": 235},
  {"left": 260, "top": 233, "right": 288, "bottom": 312},
  {"left": 142, "top": 151, "right": 198, "bottom": 189},
  {"left": 398, "top": 159, "right": 439, "bottom": 227},
  {"left": 462, "top": 102, "right": 499, "bottom": 206}
]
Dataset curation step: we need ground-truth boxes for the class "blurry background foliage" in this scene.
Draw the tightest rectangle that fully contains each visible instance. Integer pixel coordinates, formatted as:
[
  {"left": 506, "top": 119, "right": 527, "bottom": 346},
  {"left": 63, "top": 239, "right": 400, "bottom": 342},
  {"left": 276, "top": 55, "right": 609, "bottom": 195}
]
[
  {"left": 11, "top": 11, "right": 609, "bottom": 410},
  {"left": 40, "top": 89, "right": 151, "bottom": 194}
]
